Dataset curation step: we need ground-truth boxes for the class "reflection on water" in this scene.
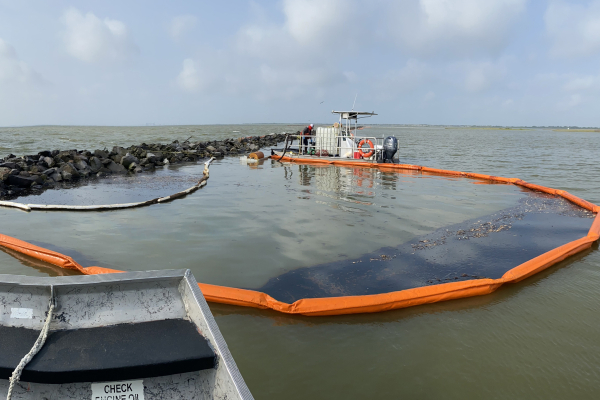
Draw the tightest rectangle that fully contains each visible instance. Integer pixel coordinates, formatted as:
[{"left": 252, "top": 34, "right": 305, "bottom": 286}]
[{"left": 1, "top": 155, "right": 524, "bottom": 291}]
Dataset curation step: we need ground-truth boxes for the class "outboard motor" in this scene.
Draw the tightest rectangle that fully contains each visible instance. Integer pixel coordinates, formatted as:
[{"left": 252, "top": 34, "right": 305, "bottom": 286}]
[{"left": 382, "top": 136, "right": 398, "bottom": 163}]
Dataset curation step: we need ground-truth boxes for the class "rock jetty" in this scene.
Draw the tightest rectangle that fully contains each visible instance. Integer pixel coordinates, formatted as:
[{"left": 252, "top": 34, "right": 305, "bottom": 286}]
[{"left": 0, "top": 133, "right": 288, "bottom": 200}]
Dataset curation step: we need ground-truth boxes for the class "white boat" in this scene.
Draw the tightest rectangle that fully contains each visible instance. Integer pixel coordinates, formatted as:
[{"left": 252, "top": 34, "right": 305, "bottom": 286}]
[
  {"left": 0, "top": 270, "right": 253, "bottom": 400},
  {"left": 271, "top": 110, "right": 400, "bottom": 164}
]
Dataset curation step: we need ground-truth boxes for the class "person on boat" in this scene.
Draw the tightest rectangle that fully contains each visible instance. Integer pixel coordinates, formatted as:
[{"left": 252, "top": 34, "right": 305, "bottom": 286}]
[{"left": 301, "top": 124, "right": 314, "bottom": 154}]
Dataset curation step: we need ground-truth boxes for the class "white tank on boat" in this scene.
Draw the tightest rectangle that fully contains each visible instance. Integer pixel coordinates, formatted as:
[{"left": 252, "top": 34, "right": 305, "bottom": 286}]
[{"left": 315, "top": 127, "right": 340, "bottom": 155}]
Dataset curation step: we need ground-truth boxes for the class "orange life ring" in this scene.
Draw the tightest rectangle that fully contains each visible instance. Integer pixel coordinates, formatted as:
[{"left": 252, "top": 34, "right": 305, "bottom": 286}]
[{"left": 357, "top": 139, "right": 374, "bottom": 158}]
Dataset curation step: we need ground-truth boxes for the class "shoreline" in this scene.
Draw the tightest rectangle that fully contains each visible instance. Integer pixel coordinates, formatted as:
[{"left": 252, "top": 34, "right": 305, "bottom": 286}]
[{"left": 0, "top": 133, "right": 288, "bottom": 201}]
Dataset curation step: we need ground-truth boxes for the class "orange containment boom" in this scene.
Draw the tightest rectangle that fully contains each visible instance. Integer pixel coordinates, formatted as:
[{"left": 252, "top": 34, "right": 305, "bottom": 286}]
[{"left": 1, "top": 160, "right": 599, "bottom": 316}]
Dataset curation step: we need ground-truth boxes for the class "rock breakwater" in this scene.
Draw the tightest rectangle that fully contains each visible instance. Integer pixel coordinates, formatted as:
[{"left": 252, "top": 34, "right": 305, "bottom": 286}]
[{"left": 0, "top": 133, "right": 287, "bottom": 200}]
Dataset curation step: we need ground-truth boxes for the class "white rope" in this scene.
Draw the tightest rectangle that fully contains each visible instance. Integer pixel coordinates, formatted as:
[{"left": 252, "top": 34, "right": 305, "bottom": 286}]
[{"left": 6, "top": 290, "right": 54, "bottom": 400}]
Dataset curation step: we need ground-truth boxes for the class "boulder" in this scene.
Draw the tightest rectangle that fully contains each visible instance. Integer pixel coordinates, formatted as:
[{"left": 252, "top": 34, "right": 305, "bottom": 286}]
[
  {"left": 0, "top": 162, "right": 19, "bottom": 170},
  {"left": 94, "top": 149, "right": 109, "bottom": 159},
  {"left": 6, "top": 174, "right": 37, "bottom": 188},
  {"left": 43, "top": 156, "right": 55, "bottom": 167},
  {"left": 121, "top": 154, "right": 139, "bottom": 169},
  {"left": 206, "top": 145, "right": 216, "bottom": 152},
  {"left": 112, "top": 146, "right": 126, "bottom": 156},
  {"left": 74, "top": 160, "right": 89, "bottom": 171},
  {"left": 59, "top": 163, "right": 80, "bottom": 179},
  {"left": 248, "top": 144, "right": 258, "bottom": 151},
  {"left": 74, "top": 154, "right": 89, "bottom": 163},
  {"left": 61, "top": 171, "right": 73, "bottom": 181},
  {"left": 57, "top": 151, "right": 72, "bottom": 163},
  {"left": 89, "top": 157, "right": 103, "bottom": 173},
  {"left": 106, "top": 160, "right": 127, "bottom": 174},
  {"left": 146, "top": 153, "right": 158, "bottom": 164},
  {"left": 111, "top": 146, "right": 128, "bottom": 163},
  {"left": 49, "top": 172, "right": 62, "bottom": 182},
  {"left": 169, "top": 153, "right": 183, "bottom": 162},
  {"left": 18, "top": 171, "right": 31, "bottom": 177},
  {"left": 79, "top": 169, "right": 91, "bottom": 178},
  {"left": 128, "top": 162, "right": 138, "bottom": 171},
  {"left": 0, "top": 167, "right": 10, "bottom": 181}
]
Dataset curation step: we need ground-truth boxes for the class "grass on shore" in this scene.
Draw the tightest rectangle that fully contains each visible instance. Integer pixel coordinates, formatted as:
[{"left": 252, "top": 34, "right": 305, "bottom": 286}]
[{"left": 553, "top": 129, "right": 600, "bottom": 132}]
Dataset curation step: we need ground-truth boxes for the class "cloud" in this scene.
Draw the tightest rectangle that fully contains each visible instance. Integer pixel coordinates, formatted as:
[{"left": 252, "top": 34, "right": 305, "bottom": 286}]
[
  {"left": 424, "top": 91, "right": 436, "bottom": 101},
  {"left": 176, "top": 0, "right": 357, "bottom": 100},
  {"left": 384, "top": 59, "right": 431, "bottom": 91},
  {"left": 563, "top": 74, "right": 600, "bottom": 91},
  {"left": 0, "top": 38, "right": 43, "bottom": 86},
  {"left": 169, "top": 15, "right": 197, "bottom": 39},
  {"left": 545, "top": 1, "right": 600, "bottom": 58},
  {"left": 557, "top": 93, "right": 583, "bottom": 110},
  {"left": 61, "top": 8, "right": 138, "bottom": 63},
  {"left": 282, "top": 0, "right": 358, "bottom": 48},
  {"left": 179, "top": 0, "right": 526, "bottom": 104},
  {"left": 461, "top": 60, "right": 507, "bottom": 93},
  {"left": 390, "top": 0, "right": 527, "bottom": 57},
  {"left": 237, "top": 0, "right": 361, "bottom": 62},
  {"left": 175, "top": 55, "right": 231, "bottom": 94},
  {"left": 176, "top": 53, "right": 348, "bottom": 101},
  {"left": 177, "top": 58, "right": 207, "bottom": 92}
]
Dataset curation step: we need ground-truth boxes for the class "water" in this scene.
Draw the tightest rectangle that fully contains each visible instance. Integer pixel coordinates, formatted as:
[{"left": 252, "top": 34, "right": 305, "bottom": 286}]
[
  {"left": 1, "top": 125, "right": 599, "bottom": 399},
  {"left": 0, "top": 124, "right": 304, "bottom": 156}
]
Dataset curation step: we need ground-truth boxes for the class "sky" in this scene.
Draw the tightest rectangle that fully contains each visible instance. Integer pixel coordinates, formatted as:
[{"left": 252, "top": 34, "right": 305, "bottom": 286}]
[{"left": 0, "top": 0, "right": 599, "bottom": 127}]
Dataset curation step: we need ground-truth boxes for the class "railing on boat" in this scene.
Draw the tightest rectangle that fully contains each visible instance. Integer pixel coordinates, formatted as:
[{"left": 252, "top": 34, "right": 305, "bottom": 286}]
[{"left": 286, "top": 131, "right": 387, "bottom": 162}]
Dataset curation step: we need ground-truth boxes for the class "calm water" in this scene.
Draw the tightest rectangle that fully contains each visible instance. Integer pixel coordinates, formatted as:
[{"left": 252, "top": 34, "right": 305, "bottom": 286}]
[{"left": 1, "top": 125, "right": 599, "bottom": 399}]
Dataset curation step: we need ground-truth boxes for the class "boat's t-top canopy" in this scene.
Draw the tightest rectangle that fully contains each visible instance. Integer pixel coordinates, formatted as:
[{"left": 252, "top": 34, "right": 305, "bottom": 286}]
[
  {"left": 331, "top": 110, "right": 377, "bottom": 120},
  {"left": 331, "top": 110, "right": 377, "bottom": 136}
]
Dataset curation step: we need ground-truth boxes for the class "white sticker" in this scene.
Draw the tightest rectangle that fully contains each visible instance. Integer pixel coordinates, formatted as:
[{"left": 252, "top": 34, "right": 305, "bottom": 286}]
[
  {"left": 91, "top": 380, "right": 145, "bottom": 400},
  {"left": 10, "top": 308, "right": 33, "bottom": 319}
]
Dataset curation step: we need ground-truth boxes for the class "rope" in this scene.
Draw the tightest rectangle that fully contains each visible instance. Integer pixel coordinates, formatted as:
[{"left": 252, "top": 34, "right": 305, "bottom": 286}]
[{"left": 6, "top": 288, "right": 55, "bottom": 400}]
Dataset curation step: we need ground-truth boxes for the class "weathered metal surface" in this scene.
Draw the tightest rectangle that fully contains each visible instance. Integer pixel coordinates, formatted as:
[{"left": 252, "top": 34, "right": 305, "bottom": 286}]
[{"left": 0, "top": 270, "right": 252, "bottom": 400}]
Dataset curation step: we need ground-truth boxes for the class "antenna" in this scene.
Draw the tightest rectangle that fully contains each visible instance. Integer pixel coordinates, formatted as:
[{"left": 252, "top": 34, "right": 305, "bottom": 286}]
[{"left": 352, "top": 93, "right": 357, "bottom": 111}]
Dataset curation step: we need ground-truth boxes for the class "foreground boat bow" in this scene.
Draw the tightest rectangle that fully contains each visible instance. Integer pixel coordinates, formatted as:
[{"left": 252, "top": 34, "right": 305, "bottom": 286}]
[{"left": 0, "top": 269, "right": 253, "bottom": 400}]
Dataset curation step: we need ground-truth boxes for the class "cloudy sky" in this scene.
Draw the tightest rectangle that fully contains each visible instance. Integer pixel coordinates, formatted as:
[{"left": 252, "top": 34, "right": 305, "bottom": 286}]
[{"left": 0, "top": 0, "right": 599, "bottom": 126}]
